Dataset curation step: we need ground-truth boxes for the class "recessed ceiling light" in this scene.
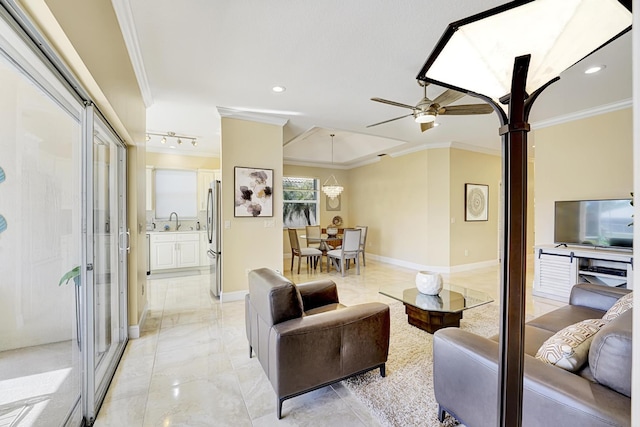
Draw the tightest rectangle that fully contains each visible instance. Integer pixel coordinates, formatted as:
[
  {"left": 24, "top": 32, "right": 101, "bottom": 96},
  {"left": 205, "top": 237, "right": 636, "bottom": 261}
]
[
  {"left": 272, "top": 85, "right": 286, "bottom": 93},
  {"left": 169, "top": 145, "right": 175, "bottom": 149},
  {"left": 434, "top": 122, "right": 440, "bottom": 127},
  {"left": 584, "top": 65, "right": 606, "bottom": 74}
]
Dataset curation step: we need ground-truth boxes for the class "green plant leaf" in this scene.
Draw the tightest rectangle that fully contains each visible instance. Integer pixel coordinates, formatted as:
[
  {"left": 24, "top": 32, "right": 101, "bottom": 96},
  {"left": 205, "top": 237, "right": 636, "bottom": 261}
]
[{"left": 59, "top": 265, "right": 81, "bottom": 286}]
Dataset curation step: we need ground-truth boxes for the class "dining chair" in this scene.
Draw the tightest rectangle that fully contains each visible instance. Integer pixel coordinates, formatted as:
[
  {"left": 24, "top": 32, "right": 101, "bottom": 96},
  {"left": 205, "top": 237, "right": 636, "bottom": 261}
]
[
  {"left": 327, "top": 228, "right": 361, "bottom": 277},
  {"left": 288, "top": 228, "right": 322, "bottom": 273},
  {"left": 355, "top": 225, "right": 368, "bottom": 266},
  {"left": 304, "top": 225, "right": 322, "bottom": 249}
]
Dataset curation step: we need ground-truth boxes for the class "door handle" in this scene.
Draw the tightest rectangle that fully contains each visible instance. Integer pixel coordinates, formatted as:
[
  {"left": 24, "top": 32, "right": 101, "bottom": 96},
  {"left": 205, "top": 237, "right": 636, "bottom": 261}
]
[{"left": 119, "top": 229, "right": 131, "bottom": 253}]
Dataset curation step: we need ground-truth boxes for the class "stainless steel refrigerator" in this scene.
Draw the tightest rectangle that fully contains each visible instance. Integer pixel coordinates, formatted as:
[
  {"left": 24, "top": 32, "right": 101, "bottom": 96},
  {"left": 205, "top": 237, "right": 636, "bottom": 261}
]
[{"left": 206, "top": 180, "right": 222, "bottom": 296}]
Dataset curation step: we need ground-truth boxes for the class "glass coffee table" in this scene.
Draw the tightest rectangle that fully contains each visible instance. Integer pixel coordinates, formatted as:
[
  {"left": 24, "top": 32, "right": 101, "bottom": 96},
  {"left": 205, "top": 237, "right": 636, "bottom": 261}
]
[{"left": 379, "top": 284, "right": 494, "bottom": 333}]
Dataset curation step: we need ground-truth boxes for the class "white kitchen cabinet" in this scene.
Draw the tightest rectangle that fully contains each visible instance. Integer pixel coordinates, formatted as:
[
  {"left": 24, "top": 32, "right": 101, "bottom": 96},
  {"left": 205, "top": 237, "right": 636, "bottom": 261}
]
[
  {"left": 197, "top": 169, "right": 217, "bottom": 211},
  {"left": 146, "top": 166, "right": 154, "bottom": 211},
  {"left": 176, "top": 233, "right": 200, "bottom": 268},
  {"left": 150, "top": 232, "right": 200, "bottom": 271}
]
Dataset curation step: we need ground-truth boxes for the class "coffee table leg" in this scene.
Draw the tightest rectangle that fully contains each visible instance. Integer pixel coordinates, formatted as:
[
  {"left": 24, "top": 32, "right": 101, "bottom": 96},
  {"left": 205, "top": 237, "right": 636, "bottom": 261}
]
[{"left": 403, "top": 303, "right": 462, "bottom": 333}]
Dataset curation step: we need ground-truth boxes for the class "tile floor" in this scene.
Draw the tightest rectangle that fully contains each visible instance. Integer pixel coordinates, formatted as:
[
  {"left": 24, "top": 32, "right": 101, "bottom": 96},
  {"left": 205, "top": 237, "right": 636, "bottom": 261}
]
[{"left": 94, "top": 258, "right": 563, "bottom": 426}]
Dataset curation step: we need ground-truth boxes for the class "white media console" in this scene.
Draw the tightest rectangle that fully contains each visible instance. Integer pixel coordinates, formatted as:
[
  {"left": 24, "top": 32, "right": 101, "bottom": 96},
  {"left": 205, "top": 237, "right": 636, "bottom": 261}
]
[{"left": 533, "top": 244, "right": 633, "bottom": 302}]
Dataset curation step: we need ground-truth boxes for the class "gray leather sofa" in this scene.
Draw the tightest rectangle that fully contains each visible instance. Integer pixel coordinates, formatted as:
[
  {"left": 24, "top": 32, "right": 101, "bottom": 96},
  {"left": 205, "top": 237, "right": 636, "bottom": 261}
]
[
  {"left": 434, "top": 283, "right": 632, "bottom": 427},
  {"left": 245, "top": 268, "right": 390, "bottom": 419}
]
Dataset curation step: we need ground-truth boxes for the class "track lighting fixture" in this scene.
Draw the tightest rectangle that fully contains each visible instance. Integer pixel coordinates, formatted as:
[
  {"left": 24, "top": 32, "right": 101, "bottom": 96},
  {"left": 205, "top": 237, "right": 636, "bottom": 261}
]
[{"left": 147, "top": 131, "right": 198, "bottom": 148}]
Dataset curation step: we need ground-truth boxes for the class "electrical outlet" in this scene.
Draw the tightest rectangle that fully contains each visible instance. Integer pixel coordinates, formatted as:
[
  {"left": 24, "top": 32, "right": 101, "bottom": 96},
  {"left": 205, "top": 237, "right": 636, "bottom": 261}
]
[{"left": 464, "top": 249, "right": 469, "bottom": 256}]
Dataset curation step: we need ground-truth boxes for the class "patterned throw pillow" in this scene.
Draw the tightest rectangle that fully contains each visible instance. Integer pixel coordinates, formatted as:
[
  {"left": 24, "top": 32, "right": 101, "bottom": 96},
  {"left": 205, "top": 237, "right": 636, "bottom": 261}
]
[
  {"left": 602, "top": 292, "right": 633, "bottom": 322},
  {"left": 535, "top": 319, "right": 607, "bottom": 371}
]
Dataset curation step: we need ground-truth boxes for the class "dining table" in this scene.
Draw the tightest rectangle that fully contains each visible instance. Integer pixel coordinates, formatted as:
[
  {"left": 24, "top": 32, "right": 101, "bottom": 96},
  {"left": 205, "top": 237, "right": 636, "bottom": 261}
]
[{"left": 300, "top": 233, "right": 343, "bottom": 252}]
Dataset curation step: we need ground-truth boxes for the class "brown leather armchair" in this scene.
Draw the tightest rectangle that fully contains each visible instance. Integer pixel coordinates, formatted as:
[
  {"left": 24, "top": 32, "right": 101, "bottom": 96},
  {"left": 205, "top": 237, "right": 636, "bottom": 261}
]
[{"left": 245, "top": 268, "right": 390, "bottom": 419}]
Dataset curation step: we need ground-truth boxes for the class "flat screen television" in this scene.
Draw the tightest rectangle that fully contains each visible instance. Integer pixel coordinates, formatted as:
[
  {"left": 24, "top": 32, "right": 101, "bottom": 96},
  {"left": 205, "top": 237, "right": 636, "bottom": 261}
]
[{"left": 554, "top": 199, "right": 633, "bottom": 249}]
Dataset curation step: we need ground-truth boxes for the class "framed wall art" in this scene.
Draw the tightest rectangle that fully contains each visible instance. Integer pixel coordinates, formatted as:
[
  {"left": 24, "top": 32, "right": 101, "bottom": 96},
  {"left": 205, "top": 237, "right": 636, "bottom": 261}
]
[
  {"left": 465, "top": 183, "right": 489, "bottom": 221},
  {"left": 326, "top": 194, "right": 341, "bottom": 211},
  {"left": 234, "top": 166, "right": 274, "bottom": 217}
]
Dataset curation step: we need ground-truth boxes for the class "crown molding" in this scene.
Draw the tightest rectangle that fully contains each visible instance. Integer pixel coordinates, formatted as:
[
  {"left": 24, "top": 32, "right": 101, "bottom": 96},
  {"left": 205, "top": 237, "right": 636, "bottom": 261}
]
[
  {"left": 111, "top": 0, "right": 153, "bottom": 107},
  {"left": 283, "top": 159, "right": 352, "bottom": 170},
  {"left": 530, "top": 99, "right": 632, "bottom": 130},
  {"left": 217, "top": 107, "right": 289, "bottom": 126}
]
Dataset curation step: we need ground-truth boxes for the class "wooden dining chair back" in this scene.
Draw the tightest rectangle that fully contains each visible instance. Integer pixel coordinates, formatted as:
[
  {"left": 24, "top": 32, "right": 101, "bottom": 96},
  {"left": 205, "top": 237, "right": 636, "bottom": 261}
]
[
  {"left": 355, "top": 225, "right": 369, "bottom": 266},
  {"left": 305, "top": 225, "right": 322, "bottom": 249},
  {"left": 288, "top": 228, "right": 322, "bottom": 273},
  {"left": 327, "top": 228, "right": 361, "bottom": 277}
]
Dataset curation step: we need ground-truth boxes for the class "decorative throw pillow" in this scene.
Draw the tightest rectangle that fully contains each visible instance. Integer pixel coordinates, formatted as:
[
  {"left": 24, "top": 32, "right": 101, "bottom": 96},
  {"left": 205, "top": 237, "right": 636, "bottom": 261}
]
[
  {"left": 535, "top": 319, "right": 606, "bottom": 371},
  {"left": 602, "top": 292, "right": 633, "bottom": 322}
]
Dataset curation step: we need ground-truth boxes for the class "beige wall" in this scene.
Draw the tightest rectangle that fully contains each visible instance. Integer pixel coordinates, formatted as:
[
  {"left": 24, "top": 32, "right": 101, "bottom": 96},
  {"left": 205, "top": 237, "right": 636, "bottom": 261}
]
[
  {"left": 282, "top": 164, "right": 349, "bottom": 254},
  {"left": 426, "top": 149, "right": 451, "bottom": 266},
  {"left": 348, "top": 151, "right": 432, "bottom": 267},
  {"left": 348, "top": 147, "right": 501, "bottom": 270},
  {"left": 449, "top": 148, "right": 501, "bottom": 265},
  {"left": 221, "top": 118, "right": 283, "bottom": 294},
  {"left": 23, "top": 0, "right": 148, "bottom": 328},
  {"left": 533, "top": 108, "right": 633, "bottom": 246},
  {"left": 146, "top": 152, "right": 220, "bottom": 170}
]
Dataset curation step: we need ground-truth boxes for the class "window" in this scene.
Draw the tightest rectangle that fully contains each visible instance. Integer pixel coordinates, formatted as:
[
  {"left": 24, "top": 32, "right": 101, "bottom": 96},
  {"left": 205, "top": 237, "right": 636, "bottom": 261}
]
[
  {"left": 155, "top": 169, "right": 198, "bottom": 219},
  {"left": 283, "top": 177, "right": 319, "bottom": 227}
]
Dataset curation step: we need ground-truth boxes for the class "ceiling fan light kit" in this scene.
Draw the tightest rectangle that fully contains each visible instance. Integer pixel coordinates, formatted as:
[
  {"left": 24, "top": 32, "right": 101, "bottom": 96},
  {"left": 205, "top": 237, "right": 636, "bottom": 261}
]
[
  {"left": 322, "top": 134, "right": 344, "bottom": 200},
  {"left": 414, "top": 110, "right": 437, "bottom": 123},
  {"left": 369, "top": 80, "right": 491, "bottom": 132}
]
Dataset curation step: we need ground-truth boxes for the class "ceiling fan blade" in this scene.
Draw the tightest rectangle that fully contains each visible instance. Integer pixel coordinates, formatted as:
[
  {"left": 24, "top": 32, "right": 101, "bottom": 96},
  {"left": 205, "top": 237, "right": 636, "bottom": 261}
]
[
  {"left": 420, "top": 121, "right": 435, "bottom": 132},
  {"left": 432, "top": 89, "right": 466, "bottom": 107},
  {"left": 439, "top": 104, "right": 494, "bottom": 115},
  {"left": 366, "top": 113, "right": 414, "bottom": 128},
  {"left": 371, "top": 97, "right": 416, "bottom": 110}
]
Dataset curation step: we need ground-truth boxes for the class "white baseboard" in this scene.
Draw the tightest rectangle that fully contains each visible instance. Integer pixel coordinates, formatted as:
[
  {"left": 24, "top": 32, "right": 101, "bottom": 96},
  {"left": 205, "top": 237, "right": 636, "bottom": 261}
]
[
  {"left": 366, "top": 253, "right": 498, "bottom": 274},
  {"left": 285, "top": 251, "right": 500, "bottom": 273},
  {"left": 128, "top": 301, "right": 148, "bottom": 339},
  {"left": 221, "top": 290, "right": 248, "bottom": 303}
]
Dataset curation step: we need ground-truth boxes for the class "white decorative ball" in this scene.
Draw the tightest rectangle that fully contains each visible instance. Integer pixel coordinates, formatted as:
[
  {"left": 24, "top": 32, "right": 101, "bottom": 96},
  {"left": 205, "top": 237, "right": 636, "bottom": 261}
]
[{"left": 415, "top": 271, "right": 443, "bottom": 295}]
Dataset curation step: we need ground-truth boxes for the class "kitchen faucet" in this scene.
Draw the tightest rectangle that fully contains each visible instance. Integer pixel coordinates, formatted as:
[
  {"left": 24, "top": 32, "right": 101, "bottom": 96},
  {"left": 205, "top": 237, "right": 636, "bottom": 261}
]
[{"left": 169, "top": 211, "right": 180, "bottom": 231}]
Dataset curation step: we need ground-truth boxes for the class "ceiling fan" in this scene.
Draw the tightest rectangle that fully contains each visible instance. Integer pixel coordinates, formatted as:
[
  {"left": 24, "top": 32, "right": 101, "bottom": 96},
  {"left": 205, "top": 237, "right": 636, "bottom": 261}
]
[{"left": 367, "top": 81, "right": 494, "bottom": 132}]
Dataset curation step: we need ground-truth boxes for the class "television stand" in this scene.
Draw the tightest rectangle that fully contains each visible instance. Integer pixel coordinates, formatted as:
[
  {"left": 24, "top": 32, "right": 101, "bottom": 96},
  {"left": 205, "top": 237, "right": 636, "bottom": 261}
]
[{"left": 533, "top": 245, "right": 633, "bottom": 302}]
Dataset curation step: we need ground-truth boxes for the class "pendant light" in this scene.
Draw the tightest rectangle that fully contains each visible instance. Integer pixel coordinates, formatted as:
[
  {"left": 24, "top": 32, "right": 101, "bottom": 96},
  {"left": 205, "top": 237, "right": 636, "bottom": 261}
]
[{"left": 322, "top": 134, "right": 343, "bottom": 199}]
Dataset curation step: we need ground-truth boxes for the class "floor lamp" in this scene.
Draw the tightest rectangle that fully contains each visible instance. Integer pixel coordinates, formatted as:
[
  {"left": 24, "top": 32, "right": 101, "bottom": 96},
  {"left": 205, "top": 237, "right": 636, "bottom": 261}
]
[{"left": 416, "top": 1, "right": 632, "bottom": 425}]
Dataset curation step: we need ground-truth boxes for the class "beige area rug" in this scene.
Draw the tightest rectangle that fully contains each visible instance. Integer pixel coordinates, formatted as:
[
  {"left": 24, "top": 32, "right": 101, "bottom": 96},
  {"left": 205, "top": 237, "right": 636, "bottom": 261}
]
[{"left": 343, "top": 301, "right": 501, "bottom": 427}]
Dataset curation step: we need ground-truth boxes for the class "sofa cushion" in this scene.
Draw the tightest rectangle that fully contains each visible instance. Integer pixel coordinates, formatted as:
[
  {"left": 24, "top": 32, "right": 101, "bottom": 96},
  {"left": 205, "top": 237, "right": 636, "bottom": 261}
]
[
  {"left": 535, "top": 319, "right": 606, "bottom": 371},
  {"left": 589, "top": 309, "right": 632, "bottom": 397},
  {"left": 602, "top": 292, "right": 633, "bottom": 322},
  {"left": 526, "top": 305, "right": 605, "bottom": 334}
]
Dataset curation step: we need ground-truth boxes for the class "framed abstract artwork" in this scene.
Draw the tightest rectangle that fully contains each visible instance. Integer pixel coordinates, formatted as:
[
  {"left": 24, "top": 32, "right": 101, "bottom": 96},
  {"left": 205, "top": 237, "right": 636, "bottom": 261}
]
[
  {"left": 465, "top": 183, "right": 489, "bottom": 221},
  {"left": 234, "top": 166, "right": 274, "bottom": 217}
]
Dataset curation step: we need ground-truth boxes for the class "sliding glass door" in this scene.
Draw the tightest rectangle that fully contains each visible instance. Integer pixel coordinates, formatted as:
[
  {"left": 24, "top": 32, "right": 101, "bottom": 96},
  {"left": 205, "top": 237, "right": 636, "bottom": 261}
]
[
  {"left": 85, "top": 108, "right": 128, "bottom": 420},
  {"left": 0, "top": 16, "right": 84, "bottom": 425},
  {"left": 0, "top": 8, "right": 128, "bottom": 425}
]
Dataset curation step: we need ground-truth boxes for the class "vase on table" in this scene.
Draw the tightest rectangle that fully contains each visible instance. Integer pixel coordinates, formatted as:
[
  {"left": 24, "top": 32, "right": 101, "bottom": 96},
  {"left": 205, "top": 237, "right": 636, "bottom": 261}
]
[{"left": 415, "top": 271, "right": 443, "bottom": 295}]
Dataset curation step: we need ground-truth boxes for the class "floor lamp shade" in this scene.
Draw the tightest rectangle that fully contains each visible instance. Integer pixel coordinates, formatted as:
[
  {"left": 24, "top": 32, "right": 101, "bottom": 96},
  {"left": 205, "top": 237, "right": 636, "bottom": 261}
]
[{"left": 416, "top": 0, "right": 632, "bottom": 102}]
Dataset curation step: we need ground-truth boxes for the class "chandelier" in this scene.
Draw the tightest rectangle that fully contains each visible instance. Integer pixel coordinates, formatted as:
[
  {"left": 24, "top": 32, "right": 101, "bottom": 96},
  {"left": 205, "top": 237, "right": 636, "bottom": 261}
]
[{"left": 322, "top": 133, "right": 343, "bottom": 199}]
